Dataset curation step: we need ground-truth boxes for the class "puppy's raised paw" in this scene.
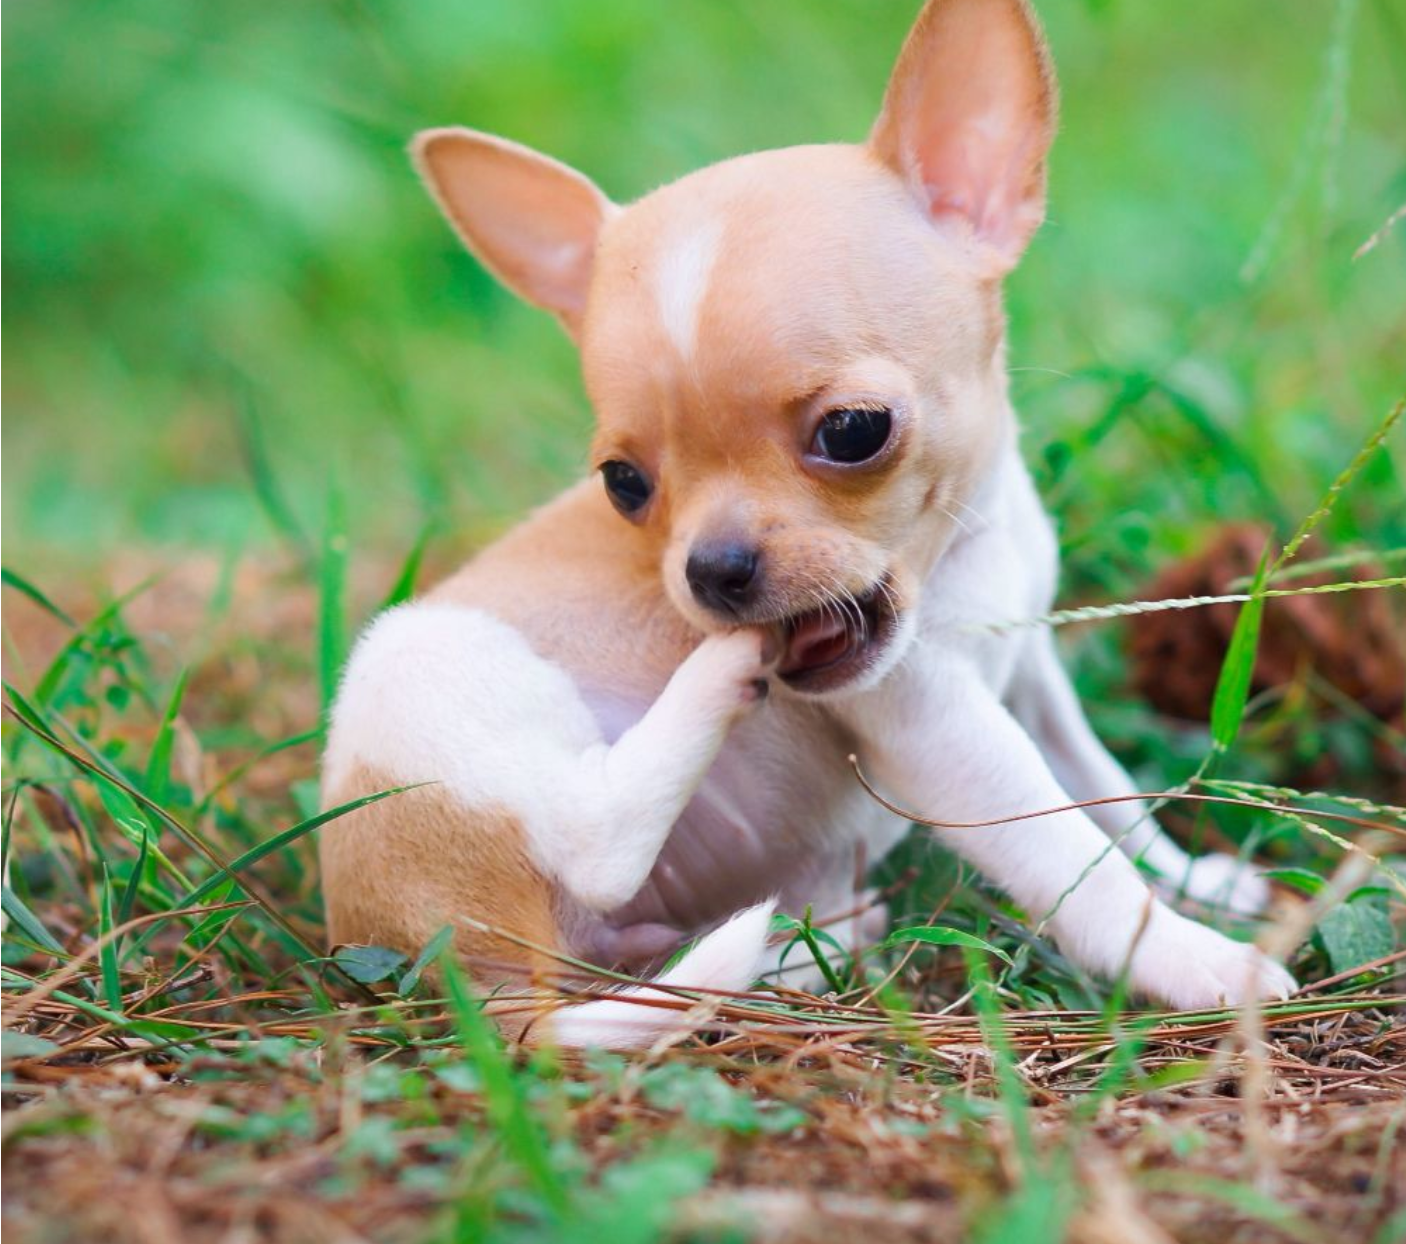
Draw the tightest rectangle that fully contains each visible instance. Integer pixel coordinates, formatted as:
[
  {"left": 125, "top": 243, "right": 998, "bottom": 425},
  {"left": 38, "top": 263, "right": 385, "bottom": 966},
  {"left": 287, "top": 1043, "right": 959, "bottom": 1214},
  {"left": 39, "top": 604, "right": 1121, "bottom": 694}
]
[{"left": 680, "top": 628, "right": 778, "bottom": 717}]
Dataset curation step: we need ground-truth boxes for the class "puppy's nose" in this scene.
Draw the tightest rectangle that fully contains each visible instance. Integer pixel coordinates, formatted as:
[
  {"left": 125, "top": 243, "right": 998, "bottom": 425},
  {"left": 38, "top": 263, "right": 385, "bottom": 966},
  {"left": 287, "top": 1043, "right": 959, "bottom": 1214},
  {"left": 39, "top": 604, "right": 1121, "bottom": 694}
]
[{"left": 686, "top": 541, "right": 762, "bottom": 615}]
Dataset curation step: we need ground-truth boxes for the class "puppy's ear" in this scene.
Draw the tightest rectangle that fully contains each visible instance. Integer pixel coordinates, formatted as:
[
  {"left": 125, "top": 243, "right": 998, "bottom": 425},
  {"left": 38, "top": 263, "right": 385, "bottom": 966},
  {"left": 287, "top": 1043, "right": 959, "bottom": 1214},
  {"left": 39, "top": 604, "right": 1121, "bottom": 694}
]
[
  {"left": 413, "top": 128, "right": 616, "bottom": 337},
  {"left": 869, "top": 0, "right": 1056, "bottom": 274}
]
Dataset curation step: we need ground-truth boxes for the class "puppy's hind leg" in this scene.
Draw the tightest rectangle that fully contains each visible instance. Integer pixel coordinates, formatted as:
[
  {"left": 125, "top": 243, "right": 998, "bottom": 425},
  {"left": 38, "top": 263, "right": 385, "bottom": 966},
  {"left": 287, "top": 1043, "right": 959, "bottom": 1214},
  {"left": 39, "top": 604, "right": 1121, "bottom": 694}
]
[{"left": 1008, "top": 630, "right": 1270, "bottom": 915}]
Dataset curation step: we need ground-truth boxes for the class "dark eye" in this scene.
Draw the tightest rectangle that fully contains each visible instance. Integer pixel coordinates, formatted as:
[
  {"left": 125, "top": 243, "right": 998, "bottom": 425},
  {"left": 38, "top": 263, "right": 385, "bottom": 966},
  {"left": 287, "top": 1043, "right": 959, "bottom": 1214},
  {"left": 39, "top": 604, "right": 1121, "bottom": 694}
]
[
  {"left": 600, "top": 460, "right": 652, "bottom": 515},
  {"left": 811, "top": 406, "right": 893, "bottom": 464}
]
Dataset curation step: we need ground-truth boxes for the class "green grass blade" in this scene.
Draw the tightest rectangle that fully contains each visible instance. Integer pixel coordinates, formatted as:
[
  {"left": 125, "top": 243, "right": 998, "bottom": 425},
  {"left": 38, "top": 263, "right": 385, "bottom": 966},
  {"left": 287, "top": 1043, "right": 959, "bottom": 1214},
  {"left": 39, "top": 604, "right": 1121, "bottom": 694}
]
[
  {"left": 439, "top": 950, "right": 568, "bottom": 1215},
  {"left": 2, "top": 567, "right": 76, "bottom": 627},
  {"left": 2, "top": 884, "right": 69, "bottom": 957},
  {"left": 3, "top": 689, "right": 354, "bottom": 968},
  {"left": 144, "top": 668, "right": 189, "bottom": 806},
  {"left": 379, "top": 523, "right": 435, "bottom": 612},
  {"left": 193, "top": 727, "right": 319, "bottom": 820},
  {"left": 1209, "top": 545, "right": 1270, "bottom": 754},
  {"left": 171, "top": 784, "right": 421, "bottom": 912},
  {"left": 234, "top": 386, "right": 313, "bottom": 563},
  {"left": 117, "top": 815, "right": 153, "bottom": 933},
  {"left": 967, "top": 952, "right": 1035, "bottom": 1165},
  {"left": 318, "top": 485, "right": 349, "bottom": 728},
  {"left": 32, "top": 576, "right": 159, "bottom": 707},
  {"left": 98, "top": 863, "right": 124, "bottom": 1013}
]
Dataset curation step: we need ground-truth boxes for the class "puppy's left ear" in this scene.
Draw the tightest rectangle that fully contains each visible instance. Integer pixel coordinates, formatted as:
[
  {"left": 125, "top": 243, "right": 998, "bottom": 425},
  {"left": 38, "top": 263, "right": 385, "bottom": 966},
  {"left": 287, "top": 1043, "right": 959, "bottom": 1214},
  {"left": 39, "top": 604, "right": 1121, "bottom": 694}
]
[
  {"left": 869, "top": 0, "right": 1056, "bottom": 274},
  {"left": 413, "top": 128, "right": 616, "bottom": 339}
]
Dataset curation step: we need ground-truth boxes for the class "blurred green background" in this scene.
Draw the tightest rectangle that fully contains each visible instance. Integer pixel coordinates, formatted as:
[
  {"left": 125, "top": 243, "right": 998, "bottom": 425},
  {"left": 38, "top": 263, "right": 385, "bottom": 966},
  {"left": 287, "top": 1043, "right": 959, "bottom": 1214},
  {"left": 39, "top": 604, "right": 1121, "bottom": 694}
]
[{"left": 4, "top": 0, "right": 1404, "bottom": 583}]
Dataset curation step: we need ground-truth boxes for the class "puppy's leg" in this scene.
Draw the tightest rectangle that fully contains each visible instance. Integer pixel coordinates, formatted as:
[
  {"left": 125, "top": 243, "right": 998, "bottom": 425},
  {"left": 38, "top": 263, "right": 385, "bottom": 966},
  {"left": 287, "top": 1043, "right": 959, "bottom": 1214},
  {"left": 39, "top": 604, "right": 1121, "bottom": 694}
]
[
  {"left": 545, "top": 627, "right": 774, "bottom": 912},
  {"left": 1008, "top": 631, "right": 1269, "bottom": 914},
  {"left": 842, "top": 660, "right": 1294, "bottom": 1009},
  {"left": 327, "top": 604, "right": 773, "bottom": 920}
]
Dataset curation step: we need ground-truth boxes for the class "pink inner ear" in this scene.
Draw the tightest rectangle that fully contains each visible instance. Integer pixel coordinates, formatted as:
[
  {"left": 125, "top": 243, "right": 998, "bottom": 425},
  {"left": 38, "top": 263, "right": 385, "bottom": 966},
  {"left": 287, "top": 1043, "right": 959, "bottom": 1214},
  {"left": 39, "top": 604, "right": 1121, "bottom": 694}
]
[
  {"left": 872, "top": 0, "right": 1055, "bottom": 273},
  {"left": 917, "top": 113, "right": 1045, "bottom": 262},
  {"left": 415, "top": 128, "right": 614, "bottom": 329}
]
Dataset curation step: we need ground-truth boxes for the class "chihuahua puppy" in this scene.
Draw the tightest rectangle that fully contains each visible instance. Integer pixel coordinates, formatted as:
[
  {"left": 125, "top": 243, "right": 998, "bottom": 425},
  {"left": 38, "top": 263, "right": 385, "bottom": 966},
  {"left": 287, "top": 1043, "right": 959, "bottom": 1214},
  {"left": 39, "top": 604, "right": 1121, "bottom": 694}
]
[{"left": 320, "top": 0, "right": 1295, "bottom": 1046}]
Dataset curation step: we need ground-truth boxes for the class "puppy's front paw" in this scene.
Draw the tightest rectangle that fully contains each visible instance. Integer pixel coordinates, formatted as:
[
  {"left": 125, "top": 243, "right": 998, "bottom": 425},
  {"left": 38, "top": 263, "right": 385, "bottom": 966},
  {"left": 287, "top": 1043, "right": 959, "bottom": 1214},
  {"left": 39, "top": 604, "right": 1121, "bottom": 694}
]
[
  {"left": 685, "top": 628, "right": 777, "bottom": 715},
  {"left": 1130, "top": 907, "right": 1296, "bottom": 1010},
  {"left": 1164, "top": 853, "right": 1271, "bottom": 916}
]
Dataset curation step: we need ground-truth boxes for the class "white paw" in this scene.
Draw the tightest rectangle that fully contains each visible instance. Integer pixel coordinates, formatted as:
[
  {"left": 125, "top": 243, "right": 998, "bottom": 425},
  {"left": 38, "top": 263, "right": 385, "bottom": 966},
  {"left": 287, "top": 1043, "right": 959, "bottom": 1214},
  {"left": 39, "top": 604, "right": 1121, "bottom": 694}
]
[
  {"left": 684, "top": 628, "right": 776, "bottom": 715},
  {"left": 1165, "top": 853, "right": 1271, "bottom": 916},
  {"left": 1129, "top": 907, "right": 1296, "bottom": 1010}
]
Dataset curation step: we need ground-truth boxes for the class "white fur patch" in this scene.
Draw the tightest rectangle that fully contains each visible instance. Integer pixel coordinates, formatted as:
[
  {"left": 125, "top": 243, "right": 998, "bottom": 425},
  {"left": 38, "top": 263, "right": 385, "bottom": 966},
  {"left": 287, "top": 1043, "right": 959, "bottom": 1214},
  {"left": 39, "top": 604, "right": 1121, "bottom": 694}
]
[
  {"left": 652, "top": 218, "right": 722, "bottom": 358},
  {"left": 322, "top": 602, "right": 603, "bottom": 822},
  {"left": 322, "top": 603, "right": 767, "bottom": 914}
]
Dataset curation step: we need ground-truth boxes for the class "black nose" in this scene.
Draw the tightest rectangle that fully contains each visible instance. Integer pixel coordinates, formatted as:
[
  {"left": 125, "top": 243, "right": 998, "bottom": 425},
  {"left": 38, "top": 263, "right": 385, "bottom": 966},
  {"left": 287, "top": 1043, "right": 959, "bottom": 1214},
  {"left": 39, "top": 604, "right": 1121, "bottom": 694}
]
[{"left": 686, "top": 541, "right": 762, "bottom": 615}]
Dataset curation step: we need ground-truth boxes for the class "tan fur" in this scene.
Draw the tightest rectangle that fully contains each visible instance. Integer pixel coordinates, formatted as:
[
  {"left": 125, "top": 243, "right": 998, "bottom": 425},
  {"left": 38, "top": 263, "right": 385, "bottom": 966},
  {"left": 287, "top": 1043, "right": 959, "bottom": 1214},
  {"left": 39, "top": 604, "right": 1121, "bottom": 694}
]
[
  {"left": 429, "top": 480, "right": 699, "bottom": 695},
  {"left": 579, "top": 144, "right": 1009, "bottom": 634},
  {"left": 320, "top": 762, "right": 558, "bottom": 1017}
]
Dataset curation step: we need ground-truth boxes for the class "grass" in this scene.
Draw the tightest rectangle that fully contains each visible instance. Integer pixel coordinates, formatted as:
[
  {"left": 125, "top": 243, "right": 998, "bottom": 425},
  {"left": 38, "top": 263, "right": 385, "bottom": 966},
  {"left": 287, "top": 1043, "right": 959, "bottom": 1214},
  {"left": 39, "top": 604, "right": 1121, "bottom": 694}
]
[{"left": 3, "top": 0, "right": 1406, "bottom": 1239}]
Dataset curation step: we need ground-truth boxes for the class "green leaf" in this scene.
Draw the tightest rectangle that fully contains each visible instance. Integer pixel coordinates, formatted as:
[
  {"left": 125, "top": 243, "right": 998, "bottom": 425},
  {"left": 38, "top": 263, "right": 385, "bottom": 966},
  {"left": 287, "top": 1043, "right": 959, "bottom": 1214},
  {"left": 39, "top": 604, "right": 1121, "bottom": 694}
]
[
  {"left": 772, "top": 907, "right": 849, "bottom": 993},
  {"left": 333, "top": 943, "right": 409, "bottom": 985},
  {"left": 1, "top": 1031, "right": 61, "bottom": 1064},
  {"left": 1209, "top": 546, "right": 1270, "bottom": 752},
  {"left": 1315, "top": 894, "right": 1395, "bottom": 976},
  {"left": 881, "top": 925, "right": 1013, "bottom": 966},
  {"left": 1263, "top": 866, "right": 1325, "bottom": 896},
  {"left": 398, "top": 925, "right": 454, "bottom": 995},
  {"left": 575, "top": 1146, "right": 716, "bottom": 1243}
]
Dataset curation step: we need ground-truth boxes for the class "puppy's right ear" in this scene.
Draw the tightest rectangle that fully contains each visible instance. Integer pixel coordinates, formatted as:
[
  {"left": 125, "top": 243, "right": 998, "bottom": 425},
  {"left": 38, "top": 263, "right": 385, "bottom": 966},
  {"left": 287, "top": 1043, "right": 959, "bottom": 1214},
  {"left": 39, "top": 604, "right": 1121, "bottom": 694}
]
[
  {"left": 869, "top": 0, "right": 1056, "bottom": 275},
  {"left": 413, "top": 128, "right": 616, "bottom": 338}
]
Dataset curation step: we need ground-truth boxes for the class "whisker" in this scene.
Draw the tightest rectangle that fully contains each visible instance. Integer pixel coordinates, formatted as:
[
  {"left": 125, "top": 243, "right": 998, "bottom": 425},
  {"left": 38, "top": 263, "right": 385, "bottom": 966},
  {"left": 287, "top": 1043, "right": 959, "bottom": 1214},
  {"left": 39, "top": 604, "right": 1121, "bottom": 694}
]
[{"left": 937, "top": 504, "right": 975, "bottom": 536}]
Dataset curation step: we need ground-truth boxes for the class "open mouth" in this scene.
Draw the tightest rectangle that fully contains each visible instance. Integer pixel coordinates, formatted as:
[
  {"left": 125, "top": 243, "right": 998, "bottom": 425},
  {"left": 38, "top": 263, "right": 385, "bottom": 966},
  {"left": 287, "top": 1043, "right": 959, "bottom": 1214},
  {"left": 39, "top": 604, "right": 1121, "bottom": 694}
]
[{"left": 775, "top": 575, "right": 899, "bottom": 693}]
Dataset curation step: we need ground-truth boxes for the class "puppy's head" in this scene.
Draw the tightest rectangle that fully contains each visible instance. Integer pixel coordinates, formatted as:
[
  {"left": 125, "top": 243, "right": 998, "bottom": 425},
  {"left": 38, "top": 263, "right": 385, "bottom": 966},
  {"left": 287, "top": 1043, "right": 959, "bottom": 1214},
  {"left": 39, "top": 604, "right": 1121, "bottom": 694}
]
[{"left": 415, "top": 0, "right": 1055, "bottom": 695}]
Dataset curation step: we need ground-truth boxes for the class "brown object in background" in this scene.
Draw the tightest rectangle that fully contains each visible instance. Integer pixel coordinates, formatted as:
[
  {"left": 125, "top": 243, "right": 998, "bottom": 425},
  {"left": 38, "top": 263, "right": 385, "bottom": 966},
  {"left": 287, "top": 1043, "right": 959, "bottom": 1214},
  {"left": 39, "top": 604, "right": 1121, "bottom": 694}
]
[{"left": 1126, "top": 524, "right": 1406, "bottom": 728}]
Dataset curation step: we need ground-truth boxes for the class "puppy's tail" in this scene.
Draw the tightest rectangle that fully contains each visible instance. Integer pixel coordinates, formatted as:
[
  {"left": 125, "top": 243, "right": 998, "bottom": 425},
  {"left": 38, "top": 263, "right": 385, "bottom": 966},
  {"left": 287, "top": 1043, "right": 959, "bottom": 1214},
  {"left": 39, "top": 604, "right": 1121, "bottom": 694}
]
[{"left": 545, "top": 900, "right": 774, "bottom": 1050}]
